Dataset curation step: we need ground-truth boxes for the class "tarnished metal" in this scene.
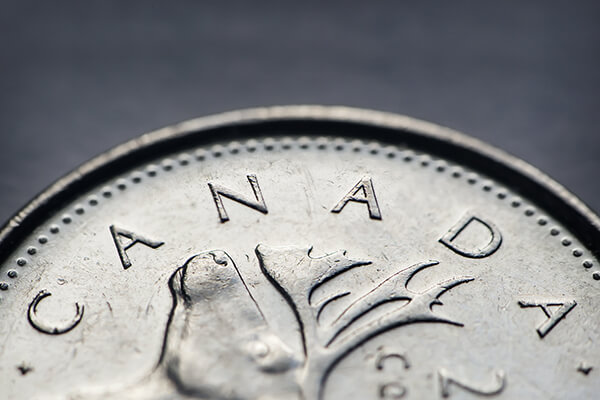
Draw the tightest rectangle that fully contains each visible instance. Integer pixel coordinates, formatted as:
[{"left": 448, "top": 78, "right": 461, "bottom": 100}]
[{"left": 0, "top": 106, "right": 598, "bottom": 399}]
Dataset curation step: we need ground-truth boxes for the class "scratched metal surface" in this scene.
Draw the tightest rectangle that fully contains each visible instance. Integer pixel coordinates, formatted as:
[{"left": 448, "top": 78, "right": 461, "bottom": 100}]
[{"left": 0, "top": 108, "right": 597, "bottom": 399}]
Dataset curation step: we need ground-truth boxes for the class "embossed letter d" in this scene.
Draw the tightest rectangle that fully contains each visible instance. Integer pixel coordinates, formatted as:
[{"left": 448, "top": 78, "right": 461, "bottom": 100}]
[{"left": 439, "top": 212, "right": 502, "bottom": 258}]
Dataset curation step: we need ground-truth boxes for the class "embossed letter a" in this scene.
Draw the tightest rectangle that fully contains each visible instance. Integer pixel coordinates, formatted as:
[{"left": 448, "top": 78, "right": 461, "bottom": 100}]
[
  {"left": 331, "top": 177, "right": 382, "bottom": 220},
  {"left": 110, "top": 225, "right": 164, "bottom": 269}
]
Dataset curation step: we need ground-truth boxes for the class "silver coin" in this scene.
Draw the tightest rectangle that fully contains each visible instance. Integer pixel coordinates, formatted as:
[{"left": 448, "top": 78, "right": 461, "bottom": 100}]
[{"left": 0, "top": 106, "right": 598, "bottom": 400}]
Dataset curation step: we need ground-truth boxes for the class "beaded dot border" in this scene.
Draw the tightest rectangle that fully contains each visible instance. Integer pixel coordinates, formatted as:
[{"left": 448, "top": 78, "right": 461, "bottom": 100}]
[{"left": 1, "top": 136, "right": 598, "bottom": 293}]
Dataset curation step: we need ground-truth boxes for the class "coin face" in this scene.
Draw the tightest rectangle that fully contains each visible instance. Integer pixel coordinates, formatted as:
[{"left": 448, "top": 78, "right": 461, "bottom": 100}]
[{"left": 0, "top": 106, "right": 598, "bottom": 400}]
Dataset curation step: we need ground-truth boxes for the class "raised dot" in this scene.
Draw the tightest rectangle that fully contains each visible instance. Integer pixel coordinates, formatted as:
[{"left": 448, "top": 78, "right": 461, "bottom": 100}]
[
  {"left": 467, "top": 176, "right": 478, "bottom": 184},
  {"left": 538, "top": 217, "right": 547, "bottom": 226},
  {"left": 348, "top": 140, "right": 362, "bottom": 152},
  {"left": 88, "top": 196, "right": 99, "bottom": 206},
  {"left": 497, "top": 192, "right": 507, "bottom": 199},
  {"left": 296, "top": 139, "right": 309, "bottom": 150},
  {"left": 525, "top": 208, "right": 535, "bottom": 216},
  {"left": 75, "top": 205, "right": 85, "bottom": 215},
  {"left": 383, "top": 146, "right": 396, "bottom": 158},
  {"left": 315, "top": 138, "right": 328, "bottom": 150},
  {"left": 178, "top": 154, "right": 191, "bottom": 165},
  {"left": 211, "top": 146, "right": 223, "bottom": 157},
  {"left": 0, "top": 282, "right": 8, "bottom": 291},
  {"left": 367, "top": 143, "right": 379, "bottom": 154},
  {"left": 146, "top": 167, "right": 157, "bottom": 177},
  {"left": 572, "top": 249, "right": 583, "bottom": 257},
  {"left": 282, "top": 141, "right": 293, "bottom": 150},
  {"left": 226, "top": 141, "right": 241, "bottom": 154},
  {"left": 131, "top": 174, "right": 142, "bottom": 184},
  {"left": 550, "top": 228, "right": 560, "bottom": 236},
  {"left": 195, "top": 149, "right": 207, "bottom": 160},
  {"left": 230, "top": 147, "right": 240, "bottom": 154},
  {"left": 116, "top": 179, "right": 127, "bottom": 190},
  {"left": 583, "top": 260, "right": 593, "bottom": 268},
  {"left": 420, "top": 157, "right": 430, "bottom": 166},
  {"left": 262, "top": 138, "right": 276, "bottom": 151},
  {"left": 50, "top": 225, "right": 60, "bottom": 234},
  {"left": 298, "top": 138, "right": 310, "bottom": 150},
  {"left": 38, "top": 235, "right": 48, "bottom": 244},
  {"left": 62, "top": 215, "right": 72, "bottom": 224},
  {"left": 7, "top": 270, "right": 17, "bottom": 279},
  {"left": 593, "top": 271, "right": 600, "bottom": 281},
  {"left": 162, "top": 160, "right": 174, "bottom": 171},
  {"left": 561, "top": 238, "right": 572, "bottom": 246},
  {"left": 436, "top": 164, "right": 446, "bottom": 172},
  {"left": 16, "top": 258, "right": 27, "bottom": 266},
  {"left": 331, "top": 139, "right": 346, "bottom": 150},
  {"left": 511, "top": 199, "right": 521, "bottom": 208},
  {"left": 102, "top": 189, "right": 112, "bottom": 198},
  {"left": 483, "top": 184, "right": 492, "bottom": 192},
  {"left": 27, "top": 247, "right": 37, "bottom": 255}
]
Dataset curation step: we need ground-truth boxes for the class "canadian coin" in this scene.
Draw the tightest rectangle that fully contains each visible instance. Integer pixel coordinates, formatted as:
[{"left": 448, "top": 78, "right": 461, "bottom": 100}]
[{"left": 0, "top": 106, "right": 598, "bottom": 399}]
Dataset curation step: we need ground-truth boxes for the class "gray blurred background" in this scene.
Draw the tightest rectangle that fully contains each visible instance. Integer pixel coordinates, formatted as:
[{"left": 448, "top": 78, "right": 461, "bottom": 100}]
[{"left": 1, "top": 1, "right": 599, "bottom": 224}]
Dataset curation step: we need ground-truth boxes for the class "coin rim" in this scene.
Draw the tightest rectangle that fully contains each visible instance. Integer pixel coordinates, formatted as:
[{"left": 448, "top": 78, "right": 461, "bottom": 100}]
[{"left": 0, "top": 105, "right": 598, "bottom": 262}]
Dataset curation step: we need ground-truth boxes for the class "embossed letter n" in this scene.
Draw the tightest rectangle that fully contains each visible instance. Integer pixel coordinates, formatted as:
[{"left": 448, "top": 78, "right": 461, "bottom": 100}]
[{"left": 208, "top": 174, "right": 268, "bottom": 223}]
